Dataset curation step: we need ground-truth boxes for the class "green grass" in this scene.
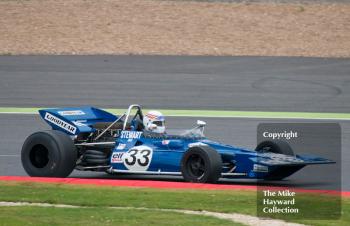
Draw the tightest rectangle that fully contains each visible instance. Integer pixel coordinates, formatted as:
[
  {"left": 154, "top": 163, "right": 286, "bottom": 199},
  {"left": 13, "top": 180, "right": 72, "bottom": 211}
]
[
  {"left": 0, "top": 206, "right": 241, "bottom": 226},
  {"left": 0, "top": 181, "right": 349, "bottom": 226},
  {"left": 0, "top": 181, "right": 256, "bottom": 214},
  {"left": 1, "top": 107, "right": 350, "bottom": 120}
]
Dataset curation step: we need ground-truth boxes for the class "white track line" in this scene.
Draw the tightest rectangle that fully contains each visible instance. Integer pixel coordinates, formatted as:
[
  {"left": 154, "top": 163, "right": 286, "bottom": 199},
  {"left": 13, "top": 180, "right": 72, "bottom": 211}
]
[
  {"left": 0, "top": 155, "right": 19, "bottom": 157},
  {"left": 0, "top": 201, "right": 306, "bottom": 226}
]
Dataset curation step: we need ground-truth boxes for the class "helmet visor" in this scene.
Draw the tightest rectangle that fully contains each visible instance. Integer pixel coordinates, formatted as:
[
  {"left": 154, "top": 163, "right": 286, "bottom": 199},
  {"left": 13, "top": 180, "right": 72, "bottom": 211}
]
[{"left": 153, "top": 121, "right": 164, "bottom": 127}]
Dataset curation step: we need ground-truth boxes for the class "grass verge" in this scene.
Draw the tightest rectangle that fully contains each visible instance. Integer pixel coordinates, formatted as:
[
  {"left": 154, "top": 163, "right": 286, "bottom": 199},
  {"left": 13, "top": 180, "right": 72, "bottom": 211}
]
[
  {"left": 0, "top": 206, "right": 241, "bottom": 226},
  {"left": 0, "top": 181, "right": 349, "bottom": 226}
]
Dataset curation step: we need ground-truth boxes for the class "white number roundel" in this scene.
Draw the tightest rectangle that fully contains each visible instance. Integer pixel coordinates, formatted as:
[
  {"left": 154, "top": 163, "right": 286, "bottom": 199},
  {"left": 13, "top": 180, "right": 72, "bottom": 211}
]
[{"left": 122, "top": 145, "right": 153, "bottom": 171}]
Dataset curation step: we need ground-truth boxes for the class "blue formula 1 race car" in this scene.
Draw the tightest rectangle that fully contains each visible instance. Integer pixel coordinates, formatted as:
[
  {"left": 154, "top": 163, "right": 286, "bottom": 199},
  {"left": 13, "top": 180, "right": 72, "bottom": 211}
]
[{"left": 21, "top": 104, "right": 334, "bottom": 183}]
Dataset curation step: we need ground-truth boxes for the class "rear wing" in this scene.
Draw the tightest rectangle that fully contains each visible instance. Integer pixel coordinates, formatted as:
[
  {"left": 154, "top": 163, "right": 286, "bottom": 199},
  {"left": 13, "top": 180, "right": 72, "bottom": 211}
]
[{"left": 39, "top": 107, "right": 118, "bottom": 135}]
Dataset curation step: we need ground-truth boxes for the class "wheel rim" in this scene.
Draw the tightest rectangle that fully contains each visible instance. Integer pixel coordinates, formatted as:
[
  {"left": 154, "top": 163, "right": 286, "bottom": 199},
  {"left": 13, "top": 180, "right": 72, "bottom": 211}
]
[
  {"left": 29, "top": 144, "right": 49, "bottom": 168},
  {"left": 186, "top": 154, "right": 205, "bottom": 179}
]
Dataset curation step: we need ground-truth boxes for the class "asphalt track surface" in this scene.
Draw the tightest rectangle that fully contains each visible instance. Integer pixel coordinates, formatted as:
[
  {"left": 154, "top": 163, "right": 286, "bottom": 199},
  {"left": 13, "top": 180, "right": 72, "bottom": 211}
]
[
  {"left": 0, "top": 56, "right": 349, "bottom": 191},
  {"left": 1, "top": 56, "right": 349, "bottom": 113}
]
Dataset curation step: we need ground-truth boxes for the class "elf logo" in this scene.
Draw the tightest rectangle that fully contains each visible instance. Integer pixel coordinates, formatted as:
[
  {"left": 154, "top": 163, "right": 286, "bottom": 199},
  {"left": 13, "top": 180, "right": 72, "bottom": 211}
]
[{"left": 111, "top": 152, "right": 124, "bottom": 163}]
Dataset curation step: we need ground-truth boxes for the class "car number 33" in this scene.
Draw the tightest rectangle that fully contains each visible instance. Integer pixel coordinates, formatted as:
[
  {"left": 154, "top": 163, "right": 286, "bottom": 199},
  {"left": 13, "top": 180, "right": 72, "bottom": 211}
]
[{"left": 122, "top": 145, "right": 153, "bottom": 171}]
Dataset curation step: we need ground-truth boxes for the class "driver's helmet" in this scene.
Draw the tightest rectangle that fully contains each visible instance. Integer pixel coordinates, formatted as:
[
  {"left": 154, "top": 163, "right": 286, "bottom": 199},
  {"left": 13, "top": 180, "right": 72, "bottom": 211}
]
[{"left": 143, "top": 110, "right": 165, "bottom": 133}]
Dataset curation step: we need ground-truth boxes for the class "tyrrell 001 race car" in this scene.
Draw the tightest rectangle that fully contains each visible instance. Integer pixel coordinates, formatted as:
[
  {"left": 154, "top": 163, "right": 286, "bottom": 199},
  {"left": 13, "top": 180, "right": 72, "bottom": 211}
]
[{"left": 21, "top": 104, "right": 334, "bottom": 183}]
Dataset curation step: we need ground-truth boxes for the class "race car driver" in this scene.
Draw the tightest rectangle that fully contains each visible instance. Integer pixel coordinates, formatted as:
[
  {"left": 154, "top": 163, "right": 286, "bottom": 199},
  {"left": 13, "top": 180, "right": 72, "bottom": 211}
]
[{"left": 143, "top": 110, "right": 166, "bottom": 133}]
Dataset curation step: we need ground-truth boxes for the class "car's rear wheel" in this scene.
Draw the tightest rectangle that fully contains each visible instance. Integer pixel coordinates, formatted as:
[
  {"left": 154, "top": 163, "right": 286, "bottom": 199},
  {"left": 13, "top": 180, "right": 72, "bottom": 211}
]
[
  {"left": 255, "top": 140, "right": 294, "bottom": 156},
  {"left": 181, "top": 146, "right": 222, "bottom": 183},
  {"left": 21, "top": 130, "right": 77, "bottom": 177}
]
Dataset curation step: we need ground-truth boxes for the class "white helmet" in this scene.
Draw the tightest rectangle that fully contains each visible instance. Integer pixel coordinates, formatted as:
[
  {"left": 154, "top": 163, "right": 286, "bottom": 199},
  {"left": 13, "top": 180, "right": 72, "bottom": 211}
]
[{"left": 143, "top": 110, "right": 165, "bottom": 133}]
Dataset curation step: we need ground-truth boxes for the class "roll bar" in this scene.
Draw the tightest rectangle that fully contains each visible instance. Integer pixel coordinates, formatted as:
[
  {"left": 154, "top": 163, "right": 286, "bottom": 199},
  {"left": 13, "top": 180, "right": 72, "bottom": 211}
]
[
  {"left": 94, "top": 104, "right": 143, "bottom": 141},
  {"left": 123, "top": 104, "right": 143, "bottom": 130}
]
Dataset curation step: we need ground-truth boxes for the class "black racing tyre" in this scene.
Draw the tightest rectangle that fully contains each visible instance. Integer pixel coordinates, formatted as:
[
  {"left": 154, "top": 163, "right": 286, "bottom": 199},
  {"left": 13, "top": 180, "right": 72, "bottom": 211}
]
[
  {"left": 255, "top": 140, "right": 294, "bottom": 156},
  {"left": 21, "top": 130, "right": 77, "bottom": 177},
  {"left": 181, "top": 146, "right": 222, "bottom": 183}
]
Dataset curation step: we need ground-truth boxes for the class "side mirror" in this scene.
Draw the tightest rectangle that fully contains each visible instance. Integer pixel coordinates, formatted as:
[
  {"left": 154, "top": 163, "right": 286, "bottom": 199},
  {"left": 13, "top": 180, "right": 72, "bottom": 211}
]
[{"left": 197, "top": 120, "right": 206, "bottom": 127}]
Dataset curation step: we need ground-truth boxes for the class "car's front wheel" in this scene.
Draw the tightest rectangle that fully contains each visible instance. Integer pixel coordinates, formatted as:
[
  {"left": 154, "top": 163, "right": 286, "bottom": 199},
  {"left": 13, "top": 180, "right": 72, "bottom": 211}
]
[
  {"left": 21, "top": 130, "right": 77, "bottom": 177},
  {"left": 181, "top": 146, "right": 222, "bottom": 183}
]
